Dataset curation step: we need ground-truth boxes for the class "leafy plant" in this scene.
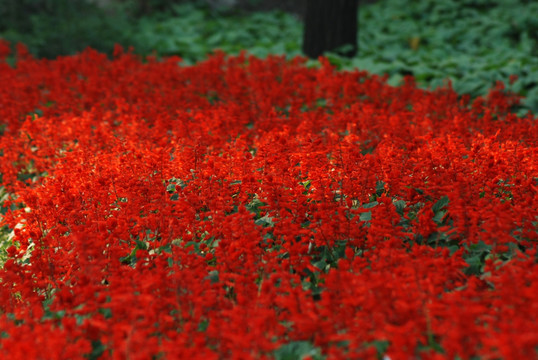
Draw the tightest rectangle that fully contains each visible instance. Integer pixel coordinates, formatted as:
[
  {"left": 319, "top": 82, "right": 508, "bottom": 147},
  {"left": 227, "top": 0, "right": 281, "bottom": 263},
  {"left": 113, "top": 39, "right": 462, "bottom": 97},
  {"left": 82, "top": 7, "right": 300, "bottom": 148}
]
[{"left": 274, "top": 341, "right": 324, "bottom": 360}]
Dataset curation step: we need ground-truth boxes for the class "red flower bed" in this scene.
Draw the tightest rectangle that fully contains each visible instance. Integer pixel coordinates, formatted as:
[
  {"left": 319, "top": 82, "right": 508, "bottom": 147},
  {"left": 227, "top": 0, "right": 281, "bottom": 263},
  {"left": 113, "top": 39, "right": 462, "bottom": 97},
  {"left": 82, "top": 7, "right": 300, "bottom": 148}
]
[{"left": 0, "top": 42, "right": 537, "bottom": 359}]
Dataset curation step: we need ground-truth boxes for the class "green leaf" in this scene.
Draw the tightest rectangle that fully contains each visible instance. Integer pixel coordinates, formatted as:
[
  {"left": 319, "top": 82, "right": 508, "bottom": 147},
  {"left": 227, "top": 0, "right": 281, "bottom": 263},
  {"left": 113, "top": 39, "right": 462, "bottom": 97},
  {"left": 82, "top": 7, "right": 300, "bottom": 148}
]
[
  {"left": 464, "top": 254, "right": 484, "bottom": 275},
  {"left": 468, "top": 241, "right": 491, "bottom": 253},
  {"left": 246, "top": 198, "right": 267, "bottom": 216},
  {"left": 254, "top": 214, "right": 274, "bottom": 227},
  {"left": 364, "top": 339, "right": 390, "bottom": 358},
  {"left": 375, "top": 181, "right": 386, "bottom": 196},
  {"left": 166, "top": 183, "right": 176, "bottom": 192},
  {"left": 198, "top": 318, "right": 209, "bottom": 332},
  {"left": 432, "top": 210, "right": 447, "bottom": 224},
  {"left": 363, "top": 201, "right": 379, "bottom": 209},
  {"left": 432, "top": 196, "right": 449, "bottom": 214},
  {"left": 134, "top": 239, "right": 148, "bottom": 250},
  {"left": 393, "top": 200, "right": 406, "bottom": 216},
  {"left": 274, "top": 341, "right": 324, "bottom": 360},
  {"left": 360, "top": 211, "right": 372, "bottom": 222},
  {"left": 86, "top": 339, "right": 106, "bottom": 360},
  {"left": 463, "top": 241, "right": 492, "bottom": 275},
  {"left": 448, "top": 245, "right": 460, "bottom": 255},
  {"left": 98, "top": 308, "right": 112, "bottom": 319},
  {"left": 205, "top": 270, "right": 219, "bottom": 284}
]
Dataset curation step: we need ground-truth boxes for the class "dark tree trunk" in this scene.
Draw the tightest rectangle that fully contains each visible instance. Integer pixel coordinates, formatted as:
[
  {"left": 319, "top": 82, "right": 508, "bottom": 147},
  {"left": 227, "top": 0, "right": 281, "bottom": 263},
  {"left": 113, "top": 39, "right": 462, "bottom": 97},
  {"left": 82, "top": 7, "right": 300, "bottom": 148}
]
[{"left": 302, "top": 0, "right": 358, "bottom": 59}]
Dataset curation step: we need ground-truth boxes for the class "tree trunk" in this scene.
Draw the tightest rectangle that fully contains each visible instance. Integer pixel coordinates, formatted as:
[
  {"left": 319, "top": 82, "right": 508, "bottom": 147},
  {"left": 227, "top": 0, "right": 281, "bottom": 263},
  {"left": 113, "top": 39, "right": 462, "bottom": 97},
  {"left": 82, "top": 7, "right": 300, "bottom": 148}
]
[{"left": 302, "top": 0, "right": 358, "bottom": 59}]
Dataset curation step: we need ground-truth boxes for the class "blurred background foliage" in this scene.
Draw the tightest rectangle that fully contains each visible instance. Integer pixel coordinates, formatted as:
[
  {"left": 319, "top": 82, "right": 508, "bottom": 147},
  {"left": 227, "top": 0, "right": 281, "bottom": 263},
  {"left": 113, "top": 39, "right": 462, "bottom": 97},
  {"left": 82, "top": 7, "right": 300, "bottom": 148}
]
[{"left": 0, "top": 0, "right": 537, "bottom": 114}]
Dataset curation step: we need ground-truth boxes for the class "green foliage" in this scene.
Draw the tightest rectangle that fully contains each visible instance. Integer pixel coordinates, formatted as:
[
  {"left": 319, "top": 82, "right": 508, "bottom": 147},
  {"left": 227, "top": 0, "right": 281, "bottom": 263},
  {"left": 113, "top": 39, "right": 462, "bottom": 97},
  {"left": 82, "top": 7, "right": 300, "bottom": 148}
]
[
  {"left": 0, "top": 228, "right": 10, "bottom": 268},
  {"left": 274, "top": 341, "right": 325, "bottom": 360},
  {"left": 364, "top": 339, "right": 390, "bottom": 359},
  {"left": 86, "top": 339, "right": 106, "bottom": 360},
  {"left": 0, "top": 0, "right": 134, "bottom": 58},
  {"left": 353, "top": 0, "right": 538, "bottom": 114},
  {"left": 1, "top": 0, "right": 537, "bottom": 113},
  {"left": 0, "top": 186, "right": 14, "bottom": 268},
  {"left": 464, "top": 241, "right": 492, "bottom": 276},
  {"left": 129, "top": 2, "right": 302, "bottom": 63}
]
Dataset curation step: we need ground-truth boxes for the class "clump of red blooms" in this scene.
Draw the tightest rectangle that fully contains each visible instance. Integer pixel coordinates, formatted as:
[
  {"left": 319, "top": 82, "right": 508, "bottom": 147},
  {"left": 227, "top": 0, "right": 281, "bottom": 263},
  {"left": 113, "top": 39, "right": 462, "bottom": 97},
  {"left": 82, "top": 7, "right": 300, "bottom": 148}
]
[{"left": 0, "top": 41, "right": 536, "bottom": 359}]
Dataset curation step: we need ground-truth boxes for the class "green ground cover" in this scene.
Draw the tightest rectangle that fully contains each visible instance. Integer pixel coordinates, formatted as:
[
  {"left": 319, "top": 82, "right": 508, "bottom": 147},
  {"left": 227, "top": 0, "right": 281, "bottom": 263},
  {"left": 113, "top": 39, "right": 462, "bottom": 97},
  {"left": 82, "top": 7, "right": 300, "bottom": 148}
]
[{"left": 1, "top": 0, "right": 537, "bottom": 114}]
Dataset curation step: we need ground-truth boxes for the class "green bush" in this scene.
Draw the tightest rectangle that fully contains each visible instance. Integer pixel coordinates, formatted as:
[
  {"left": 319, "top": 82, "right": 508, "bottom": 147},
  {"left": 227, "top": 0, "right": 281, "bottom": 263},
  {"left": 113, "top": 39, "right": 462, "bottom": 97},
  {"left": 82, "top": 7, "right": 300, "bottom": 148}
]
[
  {"left": 0, "top": 0, "right": 133, "bottom": 58},
  {"left": 127, "top": 2, "right": 302, "bottom": 64},
  {"left": 351, "top": 0, "right": 538, "bottom": 114}
]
